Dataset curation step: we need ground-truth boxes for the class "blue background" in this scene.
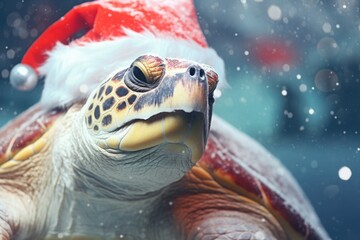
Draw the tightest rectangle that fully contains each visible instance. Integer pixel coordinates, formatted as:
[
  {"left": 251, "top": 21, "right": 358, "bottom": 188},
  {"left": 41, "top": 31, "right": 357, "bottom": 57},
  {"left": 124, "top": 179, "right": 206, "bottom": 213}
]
[{"left": 1, "top": 1, "right": 359, "bottom": 239}]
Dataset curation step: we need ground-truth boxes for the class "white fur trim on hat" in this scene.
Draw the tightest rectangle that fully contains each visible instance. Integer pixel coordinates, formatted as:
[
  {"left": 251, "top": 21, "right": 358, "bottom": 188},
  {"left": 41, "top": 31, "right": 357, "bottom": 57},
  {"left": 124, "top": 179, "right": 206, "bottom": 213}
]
[{"left": 39, "top": 29, "right": 225, "bottom": 109}]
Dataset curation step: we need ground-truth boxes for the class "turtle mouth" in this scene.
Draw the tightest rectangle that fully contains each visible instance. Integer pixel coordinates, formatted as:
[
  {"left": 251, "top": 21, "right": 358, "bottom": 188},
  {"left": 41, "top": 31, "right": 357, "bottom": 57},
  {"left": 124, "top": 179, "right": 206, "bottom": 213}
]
[
  {"left": 117, "top": 110, "right": 207, "bottom": 163},
  {"left": 119, "top": 110, "right": 203, "bottom": 131}
]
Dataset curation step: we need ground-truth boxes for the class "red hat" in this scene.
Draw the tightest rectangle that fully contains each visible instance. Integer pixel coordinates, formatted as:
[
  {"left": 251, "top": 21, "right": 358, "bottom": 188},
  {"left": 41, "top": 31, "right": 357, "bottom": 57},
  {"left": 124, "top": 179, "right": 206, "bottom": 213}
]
[{"left": 10, "top": 0, "right": 225, "bottom": 108}]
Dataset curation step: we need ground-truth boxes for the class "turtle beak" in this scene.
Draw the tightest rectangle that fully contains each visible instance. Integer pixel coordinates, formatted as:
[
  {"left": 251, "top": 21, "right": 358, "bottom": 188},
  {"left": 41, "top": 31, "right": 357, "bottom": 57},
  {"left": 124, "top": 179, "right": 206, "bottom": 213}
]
[{"left": 120, "top": 111, "right": 206, "bottom": 163}]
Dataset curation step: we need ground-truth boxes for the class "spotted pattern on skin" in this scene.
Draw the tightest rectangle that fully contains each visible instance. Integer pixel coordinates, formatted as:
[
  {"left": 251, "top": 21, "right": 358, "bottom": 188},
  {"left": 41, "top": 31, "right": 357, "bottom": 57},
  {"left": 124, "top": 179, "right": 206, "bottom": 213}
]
[
  {"left": 98, "top": 86, "right": 105, "bottom": 99},
  {"left": 87, "top": 116, "right": 92, "bottom": 125},
  {"left": 88, "top": 103, "right": 93, "bottom": 111},
  {"left": 94, "top": 106, "right": 100, "bottom": 120},
  {"left": 102, "top": 115, "right": 112, "bottom": 126},
  {"left": 128, "top": 95, "right": 137, "bottom": 105},
  {"left": 117, "top": 102, "right": 127, "bottom": 111},
  {"left": 105, "top": 86, "right": 113, "bottom": 95},
  {"left": 102, "top": 97, "right": 115, "bottom": 111},
  {"left": 85, "top": 77, "right": 139, "bottom": 133},
  {"left": 116, "top": 87, "right": 129, "bottom": 98}
]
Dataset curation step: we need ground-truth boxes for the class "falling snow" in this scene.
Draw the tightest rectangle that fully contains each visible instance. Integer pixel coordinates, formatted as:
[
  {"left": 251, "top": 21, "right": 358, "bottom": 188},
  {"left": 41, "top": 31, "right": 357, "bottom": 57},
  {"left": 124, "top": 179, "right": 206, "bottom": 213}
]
[
  {"left": 308, "top": 108, "right": 315, "bottom": 115},
  {"left": 338, "top": 166, "right": 352, "bottom": 181},
  {"left": 322, "top": 22, "right": 332, "bottom": 33},
  {"left": 299, "top": 84, "right": 307, "bottom": 92},
  {"left": 267, "top": 5, "right": 282, "bottom": 21}
]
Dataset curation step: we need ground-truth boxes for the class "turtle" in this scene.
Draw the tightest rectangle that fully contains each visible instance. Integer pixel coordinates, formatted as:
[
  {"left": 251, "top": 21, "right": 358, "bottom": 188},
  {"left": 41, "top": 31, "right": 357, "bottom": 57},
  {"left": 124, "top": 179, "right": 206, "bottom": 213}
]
[{"left": 0, "top": 55, "right": 329, "bottom": 240}]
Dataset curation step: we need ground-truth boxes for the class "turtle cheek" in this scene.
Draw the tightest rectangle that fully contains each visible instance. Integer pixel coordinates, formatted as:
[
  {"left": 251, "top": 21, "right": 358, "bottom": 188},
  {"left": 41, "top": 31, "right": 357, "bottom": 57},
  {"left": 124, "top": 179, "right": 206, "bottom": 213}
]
[
  {"left": 84, "top": 77, "right": 132, "bottom": 134},
  {"left": 84, "top": 98, "right": 97, "bottom": 131},
  {"left": 83, "top": 78, "right": 145, "bottom": 152}
]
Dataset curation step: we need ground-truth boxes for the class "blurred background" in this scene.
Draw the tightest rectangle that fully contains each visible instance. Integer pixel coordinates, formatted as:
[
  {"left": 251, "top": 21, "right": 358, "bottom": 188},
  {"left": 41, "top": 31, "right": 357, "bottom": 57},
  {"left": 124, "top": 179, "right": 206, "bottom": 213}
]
[{"left": 0, "top": 0, "right": 359, "bottom": 239}]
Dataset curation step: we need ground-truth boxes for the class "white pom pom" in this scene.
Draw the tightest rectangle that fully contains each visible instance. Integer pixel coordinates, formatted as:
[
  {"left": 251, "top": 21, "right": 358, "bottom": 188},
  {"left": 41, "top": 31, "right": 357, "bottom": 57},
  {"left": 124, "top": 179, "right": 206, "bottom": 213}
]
[{"left": 9, "top": 64, "right": 38, "bottom": 91}]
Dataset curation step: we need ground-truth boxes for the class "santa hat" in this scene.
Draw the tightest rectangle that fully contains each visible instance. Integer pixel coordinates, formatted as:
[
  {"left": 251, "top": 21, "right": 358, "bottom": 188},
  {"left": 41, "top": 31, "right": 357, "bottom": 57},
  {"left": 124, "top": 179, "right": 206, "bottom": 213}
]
[{"left": 10, "top": 0, "right": 225, "bottom": 109}]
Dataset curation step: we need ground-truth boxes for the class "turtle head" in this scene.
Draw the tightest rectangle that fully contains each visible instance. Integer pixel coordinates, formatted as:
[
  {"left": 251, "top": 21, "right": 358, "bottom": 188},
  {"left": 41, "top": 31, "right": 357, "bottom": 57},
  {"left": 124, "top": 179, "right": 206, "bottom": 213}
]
[
  {"left": 84, "top": 55, "right": 218, "bottom": 164},
  {"left": 80, "top": 55, "right": 217, "bottom": 194}
]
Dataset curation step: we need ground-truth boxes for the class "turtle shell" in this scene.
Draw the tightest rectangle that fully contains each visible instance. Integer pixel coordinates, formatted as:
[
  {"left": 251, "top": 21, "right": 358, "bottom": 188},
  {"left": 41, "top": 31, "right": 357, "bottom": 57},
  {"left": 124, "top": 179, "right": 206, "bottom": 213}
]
[
  {"left": 198, "top": 115, "right": 329, "bottom": 239},
  {"left": 0, "top": 104, "right": 64, "bottom": 168}
]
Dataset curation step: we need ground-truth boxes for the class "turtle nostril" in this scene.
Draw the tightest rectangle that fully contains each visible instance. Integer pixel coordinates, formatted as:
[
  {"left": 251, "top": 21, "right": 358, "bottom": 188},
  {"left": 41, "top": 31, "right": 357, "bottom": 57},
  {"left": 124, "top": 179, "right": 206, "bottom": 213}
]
[
  {"left": 189, "top": 67, "right": 196, "bottom": 77},
  {"left": 199, "top": 69, "right": 205, "bottom": 80},
  {"left": 188, "top": 66, "right": 206, "bottom": 81}
]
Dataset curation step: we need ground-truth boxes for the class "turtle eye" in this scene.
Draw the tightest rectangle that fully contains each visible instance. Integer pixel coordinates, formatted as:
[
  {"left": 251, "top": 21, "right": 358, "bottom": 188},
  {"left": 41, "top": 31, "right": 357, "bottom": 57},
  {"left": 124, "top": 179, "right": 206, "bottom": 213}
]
[
  {"left": 132, "top": 65, "right": 148, "bottom": 83},
  {"left": 125, "top": 55, "right": 165, "bottom": 92}
]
